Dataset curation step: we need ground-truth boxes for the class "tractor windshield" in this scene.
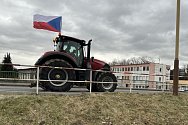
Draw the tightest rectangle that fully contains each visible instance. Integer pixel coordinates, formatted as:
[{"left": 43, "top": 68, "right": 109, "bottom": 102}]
[{"left": 56, "top": 39, "right": 84, "bottom": 66}]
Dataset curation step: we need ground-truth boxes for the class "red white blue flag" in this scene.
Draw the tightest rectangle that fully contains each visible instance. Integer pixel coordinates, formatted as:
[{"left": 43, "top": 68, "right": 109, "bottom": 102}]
[{"left": 33, "top": 14, "right": 62, "bottom": 32}]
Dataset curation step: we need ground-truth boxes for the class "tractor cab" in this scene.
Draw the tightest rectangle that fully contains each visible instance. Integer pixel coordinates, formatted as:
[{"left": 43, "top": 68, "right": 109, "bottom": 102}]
[{"left": 54, "top": 35, "right": 87, "bottom": 67}]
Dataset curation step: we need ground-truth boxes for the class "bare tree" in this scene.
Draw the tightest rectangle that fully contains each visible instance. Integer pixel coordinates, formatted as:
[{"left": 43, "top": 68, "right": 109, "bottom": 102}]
[
  {"left": 109, "top": 56, "right": 155, "bottom": 66},
  {"left": 140, "top": 56, "right": 155, "bottom": 63},
  {"left": 109, "top": 59, "right": 118, "bottom": 66}
]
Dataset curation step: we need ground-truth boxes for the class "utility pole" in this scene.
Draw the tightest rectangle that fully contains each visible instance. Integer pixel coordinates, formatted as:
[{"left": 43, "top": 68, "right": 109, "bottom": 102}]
[{"left": 173, "top": 0, "right": 180, "bottom": 95}]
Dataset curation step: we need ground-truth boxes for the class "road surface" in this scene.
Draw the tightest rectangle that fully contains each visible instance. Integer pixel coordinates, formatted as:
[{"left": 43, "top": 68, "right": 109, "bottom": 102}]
[{"left": 0, "top": 85, "right": 171, "bottom": 95}]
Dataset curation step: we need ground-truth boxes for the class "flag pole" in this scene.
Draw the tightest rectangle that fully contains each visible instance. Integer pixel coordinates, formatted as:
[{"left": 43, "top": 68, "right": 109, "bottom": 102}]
[{"left": 173, "top": 0, "right": 180, "bottom": 96}]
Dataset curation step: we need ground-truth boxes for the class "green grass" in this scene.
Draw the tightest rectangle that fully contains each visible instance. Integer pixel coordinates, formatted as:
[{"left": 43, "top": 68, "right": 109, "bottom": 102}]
[{"left": 0, "top": 93, "right": 188, "bottom": 125}]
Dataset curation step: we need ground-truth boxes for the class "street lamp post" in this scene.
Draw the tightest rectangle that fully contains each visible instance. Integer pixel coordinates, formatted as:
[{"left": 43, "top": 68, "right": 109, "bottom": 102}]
[{"left": 173, "top": 0, "right": 180, "bottom": 95}]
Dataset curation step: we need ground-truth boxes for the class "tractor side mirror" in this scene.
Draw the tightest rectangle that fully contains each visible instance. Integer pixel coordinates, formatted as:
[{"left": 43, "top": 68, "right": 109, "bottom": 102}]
[{"left": 53, "top": 37, "right": 59, "bottom": 44}]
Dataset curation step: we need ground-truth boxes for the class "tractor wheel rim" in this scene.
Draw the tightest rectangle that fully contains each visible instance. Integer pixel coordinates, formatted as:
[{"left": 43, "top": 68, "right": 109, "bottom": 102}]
[
  {"left": 102, "top": 76, "right": 113, "bottom": 89},
  {"left": 48, "top": 68, "right": 68, "bottom": 86}
]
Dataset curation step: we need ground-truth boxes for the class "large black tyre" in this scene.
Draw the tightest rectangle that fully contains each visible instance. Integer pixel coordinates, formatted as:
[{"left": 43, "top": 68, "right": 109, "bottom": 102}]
[
  {"left": 86, "top": 84, "right": 98, "bottom": 92},
  {"left": 39, "top": 59, "right": 75, "bottom": 92},
  {"left": 96, "top": 72, "right": 117, "bottom": 92}
]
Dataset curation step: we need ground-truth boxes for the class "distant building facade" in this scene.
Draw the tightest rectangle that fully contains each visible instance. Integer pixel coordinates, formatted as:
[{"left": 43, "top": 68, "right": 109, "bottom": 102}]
[
  {"left": 170, "top": 68, "right": 188, "bottom": 80},
  {"left": 111, "top": 63, "right": 171, "bottom": 90}
]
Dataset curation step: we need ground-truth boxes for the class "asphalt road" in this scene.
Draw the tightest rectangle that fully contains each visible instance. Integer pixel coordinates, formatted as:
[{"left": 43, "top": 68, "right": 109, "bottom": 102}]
[{"left": 0, "top": 85, "right": 170, "bottom": 95}]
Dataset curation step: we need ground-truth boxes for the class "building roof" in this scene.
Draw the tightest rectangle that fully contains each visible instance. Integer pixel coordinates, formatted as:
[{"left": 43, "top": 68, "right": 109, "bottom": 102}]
[{"left": 111, "top": 63, "right": 155, "bottom": 67}]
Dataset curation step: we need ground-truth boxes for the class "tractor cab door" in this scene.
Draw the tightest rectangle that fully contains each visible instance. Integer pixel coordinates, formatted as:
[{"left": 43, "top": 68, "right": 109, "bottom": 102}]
[{"left": 57, "top": 39, "right": 84, "bottom": 67}]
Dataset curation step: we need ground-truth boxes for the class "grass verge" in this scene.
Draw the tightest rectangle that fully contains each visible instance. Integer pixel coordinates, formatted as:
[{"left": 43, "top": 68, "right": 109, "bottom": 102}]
[{"left": 0, "top": 93, "right": 188, "bottom": 125}]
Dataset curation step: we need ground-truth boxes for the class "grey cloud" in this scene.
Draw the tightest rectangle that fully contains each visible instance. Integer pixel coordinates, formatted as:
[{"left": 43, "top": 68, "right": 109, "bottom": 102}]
[{"left": 0, "top": 0, "right": 187, "bottom": 67}]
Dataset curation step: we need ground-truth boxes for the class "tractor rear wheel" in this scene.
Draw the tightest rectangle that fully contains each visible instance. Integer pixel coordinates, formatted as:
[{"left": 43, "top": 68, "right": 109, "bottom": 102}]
[
  {"left": 96, "top": 73, "right": 117, "bottom": 92},
  {"left": 39, "top": 59, "right": 75, "bottom": 92}
]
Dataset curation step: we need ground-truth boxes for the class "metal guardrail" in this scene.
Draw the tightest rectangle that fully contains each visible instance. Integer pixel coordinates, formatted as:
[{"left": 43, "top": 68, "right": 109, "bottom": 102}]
[
  {"left": 0, "top": 63, "right": 188, "bottom": 94},
  {"left": 0, "top": 71, "right": 18, "bottom": 78}
]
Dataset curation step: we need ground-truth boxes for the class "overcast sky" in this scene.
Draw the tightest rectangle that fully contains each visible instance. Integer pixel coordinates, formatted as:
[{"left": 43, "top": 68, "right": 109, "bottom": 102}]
[{"left": 0, "top": 0, "right": 188, "bottom": 68}]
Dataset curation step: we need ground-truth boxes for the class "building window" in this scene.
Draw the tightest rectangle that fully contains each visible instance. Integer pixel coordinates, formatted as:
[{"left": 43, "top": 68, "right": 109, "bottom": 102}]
[
  {"left": 143, "top": 66, "right": 146, "bottom": 71},
  {"left": 131, "top": 67, "right": 133, "bottom": 71},
  {"left": 136, "top": 76, "right": 139, "bottom": 81},
  {"left": 122, "top": 68, "right": 124, "bottom": 71},
  {"left": 139, "top": 76, "right": 142, "bottom": 80},
  {"left": 125, "top": 76, "right": 128, "bottom": 80},
  {"left": 127, "top": 76, "right": 130, "bottom": 80},
  {"left": 146, "top": 76, "right": 149, "bottom": 80},
  {"left": 137, "top": 67, "right": 139, "bottom": 71},
  {"left": 133, "top": 76, "right": 135, "bottom": 80},
  {"left": 160, "top": 68, "right": 162, "bottom": 72},
  {"left": 159, "top": 77, "right": 161, "bottom": 82},
  {"left": 128, "top": 67, "right": 130, "bottom": 71},
  {"left": 134, "top": 67, "right": 136, "bottom": 71},
  {"left": 122, "top": 76, "right": 125, "bottom": 80},
  {"left": 147, "top": 66, "right": 149, "bottom": 71},
  {"left": 125, "top": 67, "right": 127, "bottom": 71}
]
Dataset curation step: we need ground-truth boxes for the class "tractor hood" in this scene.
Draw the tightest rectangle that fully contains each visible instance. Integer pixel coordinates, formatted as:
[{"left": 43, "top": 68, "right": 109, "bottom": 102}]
[{"left": 90, "top": 58, "right": 110, "bottom": 71}]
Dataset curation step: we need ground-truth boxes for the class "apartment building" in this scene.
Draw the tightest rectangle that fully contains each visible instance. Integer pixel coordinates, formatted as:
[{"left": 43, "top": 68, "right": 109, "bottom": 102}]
[{"left": 111, "top": 63, "right": 170, "bottom": 90}]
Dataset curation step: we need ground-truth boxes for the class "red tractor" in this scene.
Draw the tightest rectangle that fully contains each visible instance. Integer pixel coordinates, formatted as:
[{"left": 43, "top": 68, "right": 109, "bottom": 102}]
[{"left": 34, "top": 35, "right": 117, "bottom": 92}]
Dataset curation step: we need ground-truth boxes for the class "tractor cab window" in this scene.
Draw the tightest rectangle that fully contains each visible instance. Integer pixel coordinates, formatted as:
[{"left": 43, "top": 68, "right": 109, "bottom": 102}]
[
  {"left": 58, "top": 40, "right": 83, "bottom": 66},
  {"left": 55, "top": 37, "right": 84, "bottom": 66}
]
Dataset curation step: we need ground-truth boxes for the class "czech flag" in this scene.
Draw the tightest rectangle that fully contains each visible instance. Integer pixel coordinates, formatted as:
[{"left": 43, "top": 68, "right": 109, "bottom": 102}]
[{"left": 33, "top": 14, "right": 62, "bottom": 32}]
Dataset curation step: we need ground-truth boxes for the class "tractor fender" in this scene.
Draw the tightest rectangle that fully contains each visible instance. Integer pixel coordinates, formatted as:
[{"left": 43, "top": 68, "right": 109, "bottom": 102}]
[{"left": 35, "top": 51, "right": 78, "bottom": 68}]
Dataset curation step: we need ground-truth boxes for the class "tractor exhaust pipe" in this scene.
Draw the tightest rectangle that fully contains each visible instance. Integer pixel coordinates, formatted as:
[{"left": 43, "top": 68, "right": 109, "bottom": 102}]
[
  {"left": 87, "top": 39, "right": 92, "bottom": 63},
  {"left": 86, "top": 39, "right": 92, "bottom": 81}
]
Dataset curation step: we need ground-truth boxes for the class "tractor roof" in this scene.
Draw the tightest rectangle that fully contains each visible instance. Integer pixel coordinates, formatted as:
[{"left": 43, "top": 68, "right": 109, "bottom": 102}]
[{"left": 60, "top": 35, "right": 87, "bottom": 46}]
